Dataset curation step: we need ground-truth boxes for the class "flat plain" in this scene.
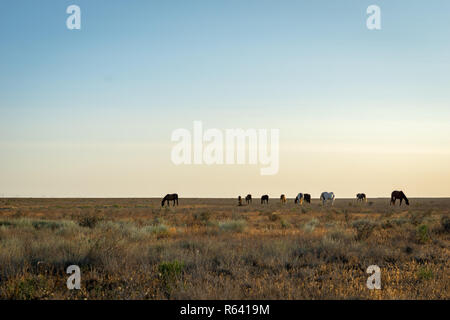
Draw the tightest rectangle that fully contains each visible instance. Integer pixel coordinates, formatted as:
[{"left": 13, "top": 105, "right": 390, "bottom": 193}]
[{"left": 0, "top": 197, "right": 448, "bottom": 299}]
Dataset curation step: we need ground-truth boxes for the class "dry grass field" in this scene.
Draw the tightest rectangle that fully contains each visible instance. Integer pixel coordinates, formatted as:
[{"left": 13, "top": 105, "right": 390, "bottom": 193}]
[{"left": 0, "top": 197, "right": 448, "bottom": 300}]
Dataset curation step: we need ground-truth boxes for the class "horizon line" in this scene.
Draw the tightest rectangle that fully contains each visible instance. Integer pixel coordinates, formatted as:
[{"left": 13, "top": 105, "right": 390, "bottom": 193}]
[{"left": 2, "top": 196, "right": 450, "bottom": 199}]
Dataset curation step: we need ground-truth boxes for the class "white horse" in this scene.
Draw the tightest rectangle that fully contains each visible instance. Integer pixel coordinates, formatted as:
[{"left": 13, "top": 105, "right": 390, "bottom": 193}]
[
  {"left": 320, "top": 192, "right": 335, "bottom": 206},
  {"left": 295, "top": 193, "right": 304, "bottom": 205}
]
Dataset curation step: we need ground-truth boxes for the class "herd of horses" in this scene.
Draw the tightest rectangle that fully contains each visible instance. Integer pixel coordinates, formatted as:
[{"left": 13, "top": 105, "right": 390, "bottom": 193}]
[{"left": 161, "top": 191, "right": 410, "bottom": 207}]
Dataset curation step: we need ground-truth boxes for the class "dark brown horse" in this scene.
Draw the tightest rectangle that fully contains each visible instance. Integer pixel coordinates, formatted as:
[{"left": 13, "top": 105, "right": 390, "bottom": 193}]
[
  {"left": 245, "top": 194, "right": 252, "bottom": 204},
  {"left": 357, "top": 193, "right": 367, "bottom": 202},
  {"left": 304, "top": 194, "right": 311, "bottom": 204},
  {"left": 280, "top": 194, "right": 287, "bottom": 204},
  {"left": 390, "top": 191, "right": 409, "bottom": 206},
  {"left": 161, "top": 193, "right": 179, "bottom": 207},
  {"left": 261, "top": 195, "right": 269, "bottom": 204},
  {"left": 238, "top": 196, "right": 243, "bottom": 206}
]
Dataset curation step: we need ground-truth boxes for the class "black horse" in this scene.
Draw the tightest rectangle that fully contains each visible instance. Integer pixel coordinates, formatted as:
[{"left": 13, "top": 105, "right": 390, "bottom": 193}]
[
  {"left": 304, "top": 194, "right": 311, "bottom": 204},
  {"left": 390, "top": 191, "right": 409, "bottom": 206},
  {"left": 261, "top": 195, "right": 269, "bottom": 204},
  {"left": 245, "top": 194, "right": 252, "bottom": 204},
  {"left": 161, "top": 193, "right": 179, "bottom": 207},
  {"left": 356, "top": 193, "right": 367, "bottom": 202}
]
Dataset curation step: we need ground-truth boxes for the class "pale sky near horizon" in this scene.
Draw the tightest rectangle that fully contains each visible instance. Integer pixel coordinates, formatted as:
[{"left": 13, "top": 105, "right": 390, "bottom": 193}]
[{"left": 1, "top": 0, "right": 450, "bottom": 198}]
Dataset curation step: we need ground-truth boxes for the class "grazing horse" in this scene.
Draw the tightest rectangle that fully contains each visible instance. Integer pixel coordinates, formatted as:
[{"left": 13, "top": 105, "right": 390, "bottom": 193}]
[
  {"left": 390, "top": 191, "right": 409, "bottom": 206},
  {"left": 320, "top": 192, "right": 335, "bottom": 206},
  {"left": 238, "top": 196, "right": 243, "bottom": 206},
  {"left": 161, "top": 193, "right": 179, "bottom": 207},
  {"left": 356, "top": 193, "right": 367, "bottom": 202},
  {"left": 261, "top": 195, "right": 269, "bottom": 204},
  {"left": 245, "top": 194, "right": 252, "bottom": 204},
  {"left": 280, "top": 194, "right": 287, "bottom": 204},
  {"left": 295, "top": 193, "right": 304, "bottom": 205},
  {"left": 304, "top": 194, "right": 311, "bottom": 204}
]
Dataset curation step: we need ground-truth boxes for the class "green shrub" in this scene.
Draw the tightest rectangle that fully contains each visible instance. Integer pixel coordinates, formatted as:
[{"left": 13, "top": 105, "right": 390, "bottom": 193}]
[
  {"left": 143, "top": 224, "right": 169, "bottom": 235},
  {"left": 280, "top": 219, "right": 290, "bottom": 229},
  {"left": 158, "top": 260, "right": 185, "bottom": 279},
  {"left": 417, "top": 267, "right": 433, "bottom": 280},
  {"left": 218, "top": 220, "right": 246, "bottom": 233},
  {"left": 417, "top": 224, "right": 430, "bottom": 244}
]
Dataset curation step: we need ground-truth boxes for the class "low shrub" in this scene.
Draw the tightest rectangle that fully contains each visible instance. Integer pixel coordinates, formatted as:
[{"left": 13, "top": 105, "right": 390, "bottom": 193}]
[
  {"left": 78, "top": 215, "right": 102, "bottom": 228},
  {"left": 416, "top": 224, "right": 430, "bottom": 244},
  {"left": 303, "top": 218, "right": 319, "bottom": 232},
  {"left": 218, "top": 220, "right": 246, "bottom": 233},
  {"left": 352, "top": 219, "right": 378, "bottom": 241},
  {"left": 417, "top": 267, "right": 433, "bottom": 280}
]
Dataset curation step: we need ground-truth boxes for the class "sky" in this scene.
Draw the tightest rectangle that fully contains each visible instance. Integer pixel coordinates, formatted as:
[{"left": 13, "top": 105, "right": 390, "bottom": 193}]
[{"left": 1, "top": 0, "right": 450, "bottom": 198}]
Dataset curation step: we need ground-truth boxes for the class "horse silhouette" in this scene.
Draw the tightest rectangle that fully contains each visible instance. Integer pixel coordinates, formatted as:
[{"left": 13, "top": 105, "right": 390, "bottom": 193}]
[
  {"left": 356, "top": 193, "right": 367, "bottom": 202},
  {"left": 261, "top": 195, "right": 269, "bottom": 204},
  {"left": 161, "top": 194, "right": 179, "bottom": 207},
  {"left": 304, "top": 194, "right": 311, "bottom": 204},
  {"left": 390, "top": 191, "right": 409, "bottom": 206}
]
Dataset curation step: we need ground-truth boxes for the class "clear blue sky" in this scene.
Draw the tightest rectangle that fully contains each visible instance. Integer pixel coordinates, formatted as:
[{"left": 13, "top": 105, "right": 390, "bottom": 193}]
[{"left": 1, "top": 1, "right": 450, "bottom": 197}]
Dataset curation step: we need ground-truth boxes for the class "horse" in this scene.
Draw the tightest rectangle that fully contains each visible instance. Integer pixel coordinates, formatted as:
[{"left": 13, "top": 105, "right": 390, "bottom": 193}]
[
  {"left": 161, "top": 193, "right": 179, "bottom": 207},
  {"left": 390, "top": 191, "right": 409, "bottom": 206},
  {"left": 304, "top": 194, "right": 311, "bottom": 204},
  {"left": 320, "top": 192, "right": 335, "bottom": 206},
  {"left": 280, "top": 194, "right": 287, "bottom": 204},
  {"left": 356, "top": 193, "right": 367, "bottom": 202},
  {"left": 261, "top": 195, "right": 269, "bottom": 204},
  {"left": 238, "top": 196, "right": 243, "bottom": 206},
  {"left": 295, "top": 193, "right": 304, "bottom": 205},
  {"left": 245, "top": 194, "right": 252, "bottom": 204}
]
